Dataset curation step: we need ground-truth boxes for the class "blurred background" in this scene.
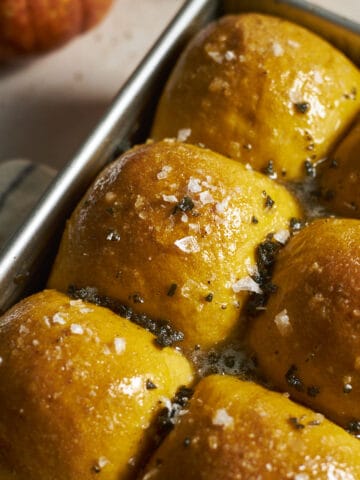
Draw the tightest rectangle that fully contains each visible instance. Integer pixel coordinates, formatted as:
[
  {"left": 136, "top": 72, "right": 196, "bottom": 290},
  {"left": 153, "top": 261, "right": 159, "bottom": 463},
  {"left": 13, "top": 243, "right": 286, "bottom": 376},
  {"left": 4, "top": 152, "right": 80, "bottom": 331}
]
[{"left": 0, "top": 0, "right": 359, "bottom": 170}]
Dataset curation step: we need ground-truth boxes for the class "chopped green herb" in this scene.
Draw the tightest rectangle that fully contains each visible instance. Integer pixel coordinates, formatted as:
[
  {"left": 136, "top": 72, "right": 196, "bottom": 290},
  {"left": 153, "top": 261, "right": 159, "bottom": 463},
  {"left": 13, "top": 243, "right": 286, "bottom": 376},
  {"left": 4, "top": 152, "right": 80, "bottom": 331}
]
[
  {"left": 304, "top": 160, "right": 316, "bottom": 177},
  {"left": 167, "top": 283, "right": 178, "bottom": 297},
  {"left": 289, "top": 217, "right": 304, "bottom": 232},
  {"left": 173, "top": 196, "right": 194, "bottom": 214},
  {"left": 307, "top": 385, "right": 320, "bottom": 397},
  {"left": 131, "top": 293, "right": 144, "bottom": 304},
  {"left": 264, "top": 195, "right": 275, "bottom": 209},
  {"left": 205, "top": 293, "right": 214, "bottom": 302},
  {"left": 288, "top": 417, "right": 305, "bottom": 430},
  {"left": 294, "top": 102, "right": 310, "bottom": 113},
  {"left": 285, "top": 365, "right": 304, "bottom": 392},
  {"left": 146, "top": 379, "right": 157, "bottom": 390}
]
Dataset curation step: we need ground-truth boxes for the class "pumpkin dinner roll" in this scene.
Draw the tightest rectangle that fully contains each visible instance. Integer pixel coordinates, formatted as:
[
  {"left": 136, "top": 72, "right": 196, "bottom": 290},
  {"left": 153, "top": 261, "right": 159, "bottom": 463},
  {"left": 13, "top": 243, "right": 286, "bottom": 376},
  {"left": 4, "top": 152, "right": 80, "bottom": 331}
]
[
  {"left": 151, "top": 13, "right": 360, "bottom": 180},
  {"left": 140, "top": 375, "right": 360, "bottom": 480},
  {"left": 319, "top": 119, "right": 360, "bottom": 217},
  {"left": 249, "top": 218, "right": 360, "bottom": 430},
  {"left": 0, "top": 289, "right": 193, "bottom": 480},
  {"left": 49, "top": 141, "right": 302, "bottom": 351}
]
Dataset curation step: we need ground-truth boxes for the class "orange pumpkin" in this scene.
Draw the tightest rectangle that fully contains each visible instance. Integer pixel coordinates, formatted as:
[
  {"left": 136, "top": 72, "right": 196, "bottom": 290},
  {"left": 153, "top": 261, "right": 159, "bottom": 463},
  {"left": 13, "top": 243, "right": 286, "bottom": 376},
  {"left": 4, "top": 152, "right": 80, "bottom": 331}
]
[{"left": 0, "top": 0, "right": 113, "bottom": 59}]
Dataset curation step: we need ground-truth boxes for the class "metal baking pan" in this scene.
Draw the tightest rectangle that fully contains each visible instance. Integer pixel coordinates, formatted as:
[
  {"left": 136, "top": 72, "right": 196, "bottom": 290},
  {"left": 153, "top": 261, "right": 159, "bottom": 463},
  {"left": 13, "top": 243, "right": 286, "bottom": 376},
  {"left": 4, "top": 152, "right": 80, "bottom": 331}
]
[{"left": 0, "top": 0, "right": 359, "bottom": 314}]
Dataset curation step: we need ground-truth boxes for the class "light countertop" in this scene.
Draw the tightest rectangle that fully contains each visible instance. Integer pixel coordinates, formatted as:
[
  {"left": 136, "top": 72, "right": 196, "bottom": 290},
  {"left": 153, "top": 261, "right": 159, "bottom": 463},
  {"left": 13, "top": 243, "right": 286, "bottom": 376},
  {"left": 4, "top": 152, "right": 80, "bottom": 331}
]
[{"left": 0, "top": 0, "right": 359, "bottom": 170}]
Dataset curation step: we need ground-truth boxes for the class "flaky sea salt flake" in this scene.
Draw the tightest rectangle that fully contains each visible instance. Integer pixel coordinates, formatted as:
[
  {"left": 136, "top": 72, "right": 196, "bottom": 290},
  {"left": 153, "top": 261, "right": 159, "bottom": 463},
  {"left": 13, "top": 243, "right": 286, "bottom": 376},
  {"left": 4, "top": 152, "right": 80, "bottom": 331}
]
[
  {"left": 174, "top": 236, "right": 200, "bottom": 253},
  {"left": 272, "top": 41, "right": 284, "bottom": 56},
  {"left": 70, "top": 323, "right": 84, "bottom": 335},
  {"left": 114, "top": 337, "right": 126, "bottom": 355},
  {"left": 187, "top": 177, "right": 202, "bottom": 193},
  {"left": 177, "top": 128, "right": 192, "bottom": 142},
  {"left": 273, "top": 229, "right": 290, "bottom": 245},
  {"left": 162, "top": 194, "right": 178, "bottom": 203},
  {"left": 232, "top": 276, "right": 262, "bottom": 294},
  {"left": 274, "top": 309, "right": 292, "bottom": 336},
  {"left": 157, "top": 165, "right": 172, "bottom": 180},
  {"left": 212, "top": 408, "right": 234, "bottom": 428}
]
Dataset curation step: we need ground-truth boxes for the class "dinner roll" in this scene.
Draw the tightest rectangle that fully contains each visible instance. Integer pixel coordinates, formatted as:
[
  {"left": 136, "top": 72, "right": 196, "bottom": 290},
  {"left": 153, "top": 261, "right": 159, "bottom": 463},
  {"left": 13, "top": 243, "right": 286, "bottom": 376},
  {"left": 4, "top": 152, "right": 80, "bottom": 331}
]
[
  {"left": 48, "top": 140, "right": 302, "bottom": 351},
  {"left": 140, "top": 375, "right": 360, "bottom": 479},
  {"left": 0, "top": 290, "right": 193, "bottom": 480},
  {"left": 151, "top": 14, "right": 360, "bottom": 180},
  {"left": 249, "top": 218, "right": 360, "bottom": 429},
  {"left": 319, "top": 120, "right": 360, "bottom": 217}
]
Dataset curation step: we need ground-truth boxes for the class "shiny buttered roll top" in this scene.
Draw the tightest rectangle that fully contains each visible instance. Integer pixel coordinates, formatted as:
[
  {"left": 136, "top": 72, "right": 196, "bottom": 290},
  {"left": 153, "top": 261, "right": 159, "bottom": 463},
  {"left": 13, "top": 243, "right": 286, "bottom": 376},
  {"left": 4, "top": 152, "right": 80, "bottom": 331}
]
[
  {"left": 48, "top": 140, "right": 302, "bottom": 351},
  {"left": 140, "top": 375, "right": 360, "bottom": 479},
  {"left": 151, "top": 14, "right": 360, "bottom": 180},
  {"left": 0, "top": 290, "right": 193, "bottom": 480}
]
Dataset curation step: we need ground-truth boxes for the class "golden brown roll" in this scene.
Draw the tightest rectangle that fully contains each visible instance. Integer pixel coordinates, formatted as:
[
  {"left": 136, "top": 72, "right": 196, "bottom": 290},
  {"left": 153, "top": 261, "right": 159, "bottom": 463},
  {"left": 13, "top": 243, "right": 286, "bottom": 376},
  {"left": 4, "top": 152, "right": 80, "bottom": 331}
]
[
  {"left": 319, "top": 120, "right": 360, "bottom": 217},
  {"left": 151, "top": 14, "right": 360, "bottom": 180},
  {"left": 249, "top": 218, "right": 360, "bottom": 429},
  {"left": 0, "top": 289, "right": 193, "bottom": 480},
  {"left": 48, "top": 140, "right": 302, "bottom": 351},
  {"left": 140, "top": 375, "right": 360, "bottom": 479}
]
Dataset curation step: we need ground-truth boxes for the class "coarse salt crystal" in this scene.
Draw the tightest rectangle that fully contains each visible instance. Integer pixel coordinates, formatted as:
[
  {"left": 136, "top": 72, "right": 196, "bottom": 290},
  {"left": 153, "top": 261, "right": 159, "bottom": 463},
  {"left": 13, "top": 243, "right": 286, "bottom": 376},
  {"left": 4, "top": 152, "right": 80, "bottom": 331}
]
[
  {"left": 274, "top": 309, "right": 292, "bottom": 336},
  {"left": 177, "top": 128, "right": 192, "bottom": 142},
  {"left": 70, "top": 323, "right": 84, "bottom": 335},
  {"left": 80, "top": 307, "right": 93, "bottom": 314},
  {"left": 157, "top": 165, "right": 172, "bottom": 180},
  {"left": 294, "top": 474, "right": 309, "bottom": 480},
  {"left": 97, "top": 456, "right": 109, "bottom": 469},
  {"left": 159, "top": 396, "right": 172, "bottom": 411},
  {"left": 70, "top": 299, "right": 84, "bottom": 307},
  {"left": 181, "top": 213, "right": 188, "bottom": 223},
  {"left": 273, "top": 229, "right": 290, "bottom": 245},
  {"left": 207, "top": 51, "right": 223, "bottom": 63},
  {"left": 106, "top": 230, "right": 120, "bottom": 241},
  {"left": 216, "top": 196, "right": 230, "bottom": 214},
  {"left": 52, "top": 313, "right": 67, "bottom": 325},
  {"left": 103, "top": 345, "right": 111, "bottom": 355},
  {"left": 135, "top": 195, "right": 145, "bottom": 209},
  {"left": 19, "top": 325, "right": 29, "bottom": 334},
  {"left": 114, "top": 337, "right": 126, "bottom": 355},
  {"left": 232, "top": 276, "right": 262, "bottom": 294},
  {"left": 188, "top": 177, "right": 202, "bottom": 193},
  {"left": 162, "top": 194, "right": 178, "bottom": 203},
  {"left": 0, "top": 357, "right": 3, "bottom": 365},
  {"left": 225, "top": 50, "right": 236, "bottom": 61},
  {"left": 199, "top": 191, "right": 215, "bottom": 205},
  {"left": 313, "top": 70, "right": 323, "bottom": 84},
  {"left": 272, "top": 41, "right": 284, "bottom": 56},
  {"left": 189, "top": 224, "right": 201, "bottom": 235},
  {"left": 174, "top": 236, "right": 200, "bottom": 253},
  {"left": 245, "top": 257, "right": 259, "bottom": 277},
  {"left": 287, "top": 39, "right": 300, "bottom": 48},
  {"left": 212, "top": 408, "right": 234, "bottom": 428}
]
